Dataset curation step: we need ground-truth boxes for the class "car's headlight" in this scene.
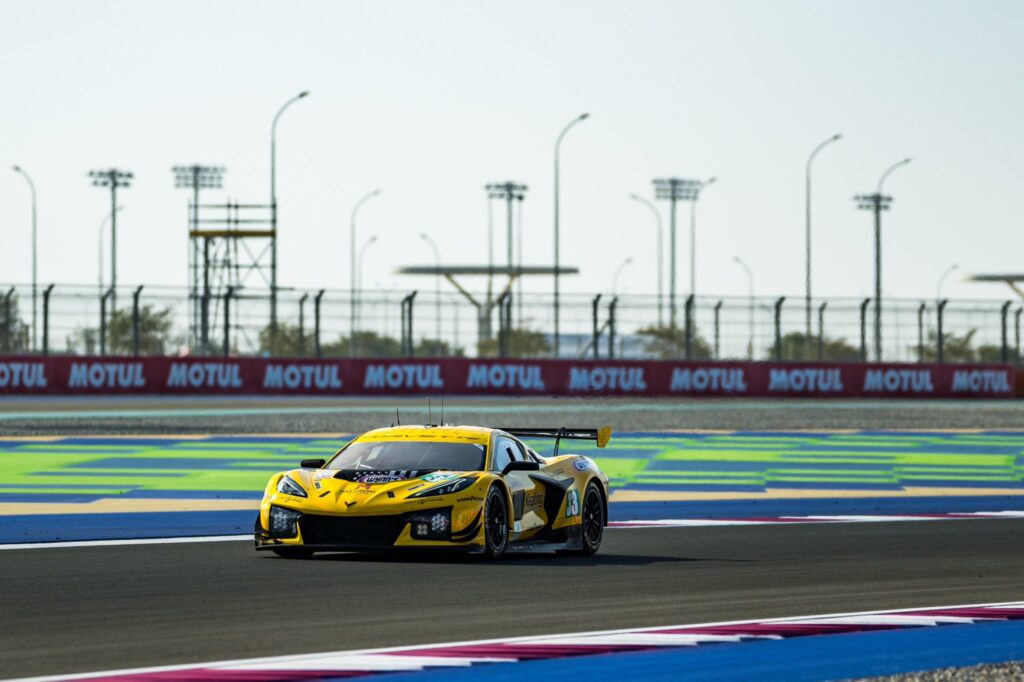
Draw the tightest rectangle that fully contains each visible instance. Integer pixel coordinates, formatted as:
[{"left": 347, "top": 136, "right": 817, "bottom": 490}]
[
  {"left": 269, "top": 505, "right": 302, "bottom": 537},
  {"left": 277, "top": 475, "right": 307, "bottom": 498},
  {"left": 408, "top": 476, "right": 476, "bottom": 498}
]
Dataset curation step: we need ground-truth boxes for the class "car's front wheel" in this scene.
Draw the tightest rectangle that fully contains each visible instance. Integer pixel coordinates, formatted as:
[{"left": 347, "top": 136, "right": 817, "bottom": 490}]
[{"left": 483, "top": 485, "right": 509, "bottom": 559}]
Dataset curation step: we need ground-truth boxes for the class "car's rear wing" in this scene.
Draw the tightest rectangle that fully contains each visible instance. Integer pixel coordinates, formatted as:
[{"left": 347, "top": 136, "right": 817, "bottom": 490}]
[{"left": 499, "top": 426, "right": 611, "bottom": 457}]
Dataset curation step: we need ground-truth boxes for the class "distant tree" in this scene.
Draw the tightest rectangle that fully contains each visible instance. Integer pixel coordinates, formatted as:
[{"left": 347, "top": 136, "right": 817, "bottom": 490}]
[
  {"left": 915, "top": 329, "right": 979, "bottom": 363},
  {"left": 0, "top": 293, "right": 30, "bottom": 353},
  {"left": 415, "top": 338, "right": 465, "bottom": 357},
  {"left": 108, "top": 306, "right": 176, "bottom": 355},
  {"left": 66, "top": 305, "right": 176, "bottom": 355},
  {"left": 767, "top": 332, "right": 861, "bottom": 362},
  {"left": 635, "top": 325, "right": 712, "bottom": 360},
  {"left": 477, "top": 328, "right": 552, "bottom": 358}
]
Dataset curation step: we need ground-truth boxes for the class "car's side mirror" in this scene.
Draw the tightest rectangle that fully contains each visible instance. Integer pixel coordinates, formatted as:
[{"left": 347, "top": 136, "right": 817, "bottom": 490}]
[
  {"left": 502, "top": 460, "right": 540, "bottom": 475},
  {"left": 300, "top": 458, "right": 326, "bottom": 469}
]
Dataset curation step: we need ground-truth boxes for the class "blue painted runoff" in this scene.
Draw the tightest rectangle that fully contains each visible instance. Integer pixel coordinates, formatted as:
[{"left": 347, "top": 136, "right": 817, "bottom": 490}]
[{"left": 377, "top": 620, "right": 1024, "bottom": 682}]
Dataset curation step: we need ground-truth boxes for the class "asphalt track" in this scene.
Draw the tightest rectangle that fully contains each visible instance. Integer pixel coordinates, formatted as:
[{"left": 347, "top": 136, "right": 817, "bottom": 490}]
[
  {"left": 3, "top": 396, "right": 1024, "bottom": 434},
  {"left": 4, "top": 519, "right": 1024, "bottom": 679}
]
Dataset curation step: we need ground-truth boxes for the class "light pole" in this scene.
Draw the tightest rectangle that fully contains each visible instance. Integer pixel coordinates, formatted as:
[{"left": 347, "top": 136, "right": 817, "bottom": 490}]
[
  {"left": 88, "top": 168, "right": 133, "bottom": 312},
  {"left": 350, "top": 189, "right": 381, "bottom": 354},
  {"left": 611, "top": 257, "right": 633, "bottom": 296},
  {"left": 269, "top": 90, "right": 310, "bottom": 350},
  {"left": 856, "top": 158, "right": 911, "bottom": 361},
  {"left": 733, "top": 256, "right": 755, "bottom": 359},
  {"left": 937, "top": 264, "right": 959, "bottom": 302},
  {"left": 689, "top": 176, "right": 716, "bottom": 299},
  {"left": 628, "top": 193, "right": 664, "bottom": 327},
  {"left": 11, "top": 166, "right": 37, "bottom": 351},
  {"left": 805, "top": 133, "right": 842, "bottom": 354},
  {"left": 99, "top": 205, "right": 126, "bottom": 297},
  {"left": 355, "top": 235, "right": 379, "bottom": 351},
  {"left": 553, "top": 112, "right": 590, "bottom": 356},
  {"left": 653, "top": 177, "right": 700, "bottom": 329},
  {"left": 419, "top": 233, "right": 442, "bottom": 342}
]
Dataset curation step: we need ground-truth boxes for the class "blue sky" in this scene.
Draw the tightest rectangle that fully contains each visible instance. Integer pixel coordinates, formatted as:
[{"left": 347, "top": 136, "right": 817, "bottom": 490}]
[{"left": 1, "top": 0, "right": 1022, "bottom": 302}]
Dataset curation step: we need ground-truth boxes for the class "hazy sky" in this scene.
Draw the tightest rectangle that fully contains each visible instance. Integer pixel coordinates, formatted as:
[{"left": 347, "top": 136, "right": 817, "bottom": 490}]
[{"left": 1, "top": 0, "right": 1022, "bottom": 303}]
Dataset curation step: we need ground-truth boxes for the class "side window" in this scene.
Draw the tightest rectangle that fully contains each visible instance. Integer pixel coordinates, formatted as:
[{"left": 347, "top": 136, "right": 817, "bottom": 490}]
[
  {"left": 492, "top": 437, "right": 514, "bottom": 472},
  {"left": 512, "top": 440, "right": 529, "bottom": 462}
]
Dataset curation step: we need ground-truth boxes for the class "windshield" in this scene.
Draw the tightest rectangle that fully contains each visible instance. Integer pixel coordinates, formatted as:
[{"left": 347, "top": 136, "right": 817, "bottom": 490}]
[{"left": 326, "top": 440, "right": 487, "bottom": 472}]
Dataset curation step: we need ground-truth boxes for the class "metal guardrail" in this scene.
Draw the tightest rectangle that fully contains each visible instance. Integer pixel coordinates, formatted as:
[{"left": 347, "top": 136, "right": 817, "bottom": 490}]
[{"left": 0, "top": 282, "right": 1019, "bottom": 363}]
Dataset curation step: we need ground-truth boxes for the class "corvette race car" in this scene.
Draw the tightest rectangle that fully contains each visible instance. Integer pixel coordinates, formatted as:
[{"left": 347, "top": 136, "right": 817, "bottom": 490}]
[{"left": 255, "top": 424, "right": 611, "bottom": 559}]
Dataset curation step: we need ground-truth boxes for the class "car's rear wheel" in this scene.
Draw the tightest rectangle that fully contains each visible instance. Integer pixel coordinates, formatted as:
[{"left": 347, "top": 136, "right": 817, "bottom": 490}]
[
  {"left": 577, "top": 482, "right": 605, "bottom": 555},
  {"left": 483, "top": 485, "right": 509, "bottom": 559},
  {"left": 272, "top": 547, "right": 315, "bottom": 559}
]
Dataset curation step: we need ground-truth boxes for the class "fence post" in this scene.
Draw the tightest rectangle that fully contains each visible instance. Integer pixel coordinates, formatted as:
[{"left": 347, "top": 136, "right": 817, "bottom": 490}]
[
  {"left": 608, "top": 297, "right": 619, "bottom": 360},
  {"left": 42, "top": 284, "right": 55, "bottom": 356},
  {"left": 132, "top": 286, "right": 144, "bottom": 356},
  {"left": 773, "top": 296, "right": 786, "bottom": 361},
  {"left": 917, "top": 303, "right": 926, "bottom": 363},
  {"left": 1016, "top": 307, "right": 1022, "bottom": 364},
  {"left": 2, "top": 284, "right": 13, "bottom": 352},
  {"left": 495, "top": 291, "right": 510, "bottom": 358},
  {"left": 591, "top": 294, "right": 602, "bottom": 360},
  {"left": 314, "top": 290, "right": 325, "bottom": 359},
  {"left": 817, "top": 302, "right": 827, "bottom": 360},
  {"left": 100, "top": 289, "right": 113, "bottom": 356},
  {"left": 223, "top": 287, "right": 234, "bottom": 358},
  {"left": 401, "top": 291, "right": 418, "bottom": 357},
  {"left": 503, "top": 292, "right": 512, "bottom": 356},
  {"left": 1001, "top": 301, "right": 1012, "bottom": 363},
  {"left": 713, "top": 300, "right": 722, "bottom": 359},
  {"left": 298, "top": 293, "right": 309, "bottom": 357},
  {"left": 684, "top": 295, "right": 694, "bottom": 360},
  {"left": 937, "top": 298, "right": 949, "bottom": 364},
  {"left": 859, "top": 298, "right": 871, "bottom": 362}
]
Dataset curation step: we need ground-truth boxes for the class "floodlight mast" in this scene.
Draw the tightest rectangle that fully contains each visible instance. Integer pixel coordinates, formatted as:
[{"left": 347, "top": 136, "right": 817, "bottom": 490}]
[
  {"left": 855, "top": 158, "right": 911, "bottom": 362},
  {"left": 88, "top": 168, "right": 133, "bottom": 311},
  {"left": 653, "top": 177, "right": 699, "bottom": 329},
  {"left": 485, "top": 181, "right": 528, "bottom": 272}
]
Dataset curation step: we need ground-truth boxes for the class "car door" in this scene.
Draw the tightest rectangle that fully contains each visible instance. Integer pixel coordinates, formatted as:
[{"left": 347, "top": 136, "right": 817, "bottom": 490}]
[{"left": 492, "top": 435, "right": 546, "bottom": 537}]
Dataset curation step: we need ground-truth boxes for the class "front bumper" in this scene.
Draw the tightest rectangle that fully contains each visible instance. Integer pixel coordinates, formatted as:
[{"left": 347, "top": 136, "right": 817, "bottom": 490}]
[{"left": 255, "top": 506, "right": 483, "bottom": 552}]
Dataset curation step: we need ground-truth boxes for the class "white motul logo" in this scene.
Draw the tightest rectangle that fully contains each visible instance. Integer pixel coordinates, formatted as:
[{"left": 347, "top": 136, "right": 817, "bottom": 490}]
[
  {"left": 363, "top": 364, "right": 444, "bottom": 389},
  {"left": 862, "top": 369, "right": 935, "bottom": 393},
  {"left": 69, "top": 362, "right": 146, "bottom": 389},
  {"left": 568, "top": 366, "right": 647, "bottom": 392},
  {"left": 466, "top": 364, "right": 545, "bottom": 390},
  {"left": 0, "top": 362, "right": 48, "bottom": 388},
  {"left": 951, "top": 369, "right": 1011, "bottom": 394},
  {"left": 166, "top": 363, "right": 243, "bottom": 389},
  {"left": 670, "top": 367, "right": 747, "bottom": 393},
  {"left": 768, "top": 368, "right": 844, "bottom": 393},
  {"left": 264, "top": 364, "right": 342, "bottom": 390}
]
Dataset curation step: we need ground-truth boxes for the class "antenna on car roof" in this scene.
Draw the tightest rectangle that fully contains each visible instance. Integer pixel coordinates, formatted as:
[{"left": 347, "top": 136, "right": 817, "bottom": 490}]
[
  {"left": 395, "top": 408, "right": 401, "bottom": 426},
  {"left": 428, "top": 397, "right": 433, "bottom": 426},
  {"left": 440, "top": 394, "right": 445, "bottom": 425}
]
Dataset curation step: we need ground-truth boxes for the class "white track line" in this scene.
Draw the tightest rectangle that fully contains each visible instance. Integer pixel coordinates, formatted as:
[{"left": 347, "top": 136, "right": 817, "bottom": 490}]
[
  {"left": 0, "top": 534, "right": 251, "bottom": 550},
  {"left": 15, "top": 600, "right": 1024, "bottom": 682}
]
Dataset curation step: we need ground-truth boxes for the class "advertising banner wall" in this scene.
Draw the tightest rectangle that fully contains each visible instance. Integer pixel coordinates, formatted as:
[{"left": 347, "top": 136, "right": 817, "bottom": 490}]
[{"left": 0, "top": 356, "right": 1015, "bottom": 399}]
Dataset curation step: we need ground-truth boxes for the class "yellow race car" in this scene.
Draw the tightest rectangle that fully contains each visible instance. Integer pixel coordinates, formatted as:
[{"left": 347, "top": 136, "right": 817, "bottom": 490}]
[{"left": 254, "top": 424, "right": 611, "bottom": 559}]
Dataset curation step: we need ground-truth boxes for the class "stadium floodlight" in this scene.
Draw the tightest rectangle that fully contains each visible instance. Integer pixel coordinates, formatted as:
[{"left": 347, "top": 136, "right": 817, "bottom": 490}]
[
  {"left": 652, "top": 177, "right": 701, "bottom": 329},
  {"left": 88, "top": 168, "right": 133, "bottom": 310},
  {"left": 173, "top": 165, "right": 225, "bottom": 191}
]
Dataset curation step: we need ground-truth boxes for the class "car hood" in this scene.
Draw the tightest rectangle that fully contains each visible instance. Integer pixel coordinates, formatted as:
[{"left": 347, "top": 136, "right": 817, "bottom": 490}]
[{"left": 279, "top": 468, "right": 473, "bottom": 512}]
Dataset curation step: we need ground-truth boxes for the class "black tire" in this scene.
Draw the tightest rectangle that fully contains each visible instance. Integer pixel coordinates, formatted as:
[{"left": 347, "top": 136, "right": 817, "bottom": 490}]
[
  {"left": 272, "top": 547, "right": 315, "bottom": 559},
  {"left": 575, "top": 482, "right": 605, "bottom": 555},
  {"left": 483, "top": 485, "right": 509, "bottom": 560}
]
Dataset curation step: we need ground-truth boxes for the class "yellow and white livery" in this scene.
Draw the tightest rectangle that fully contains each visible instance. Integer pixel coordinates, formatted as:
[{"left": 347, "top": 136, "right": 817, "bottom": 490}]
[{"left": 255, "top": 425, "right": 611, "bottom": 559}]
